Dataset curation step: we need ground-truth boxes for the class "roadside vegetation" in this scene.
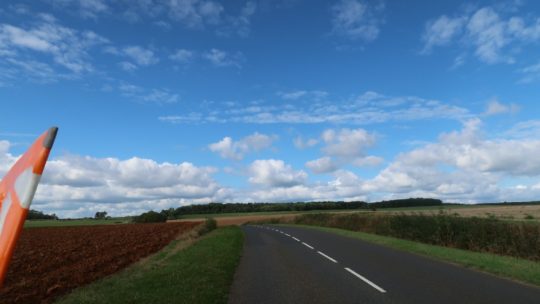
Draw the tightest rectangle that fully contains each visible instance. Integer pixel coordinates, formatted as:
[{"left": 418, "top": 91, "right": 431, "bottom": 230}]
[
  {"left": 288, "top": 212, "right": 540, "bottom": 261},
  {"left": 57, "top": 225, "right": 242, "bottom": 304}
]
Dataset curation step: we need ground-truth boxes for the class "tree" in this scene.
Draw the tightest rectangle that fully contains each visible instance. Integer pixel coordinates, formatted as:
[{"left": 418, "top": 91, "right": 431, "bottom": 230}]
[
  {"left": 94, "top": 211, "right": 107, "bottom": 219},
  {"left": 132, "top": 211, "right": 167, "bottom": 223}
]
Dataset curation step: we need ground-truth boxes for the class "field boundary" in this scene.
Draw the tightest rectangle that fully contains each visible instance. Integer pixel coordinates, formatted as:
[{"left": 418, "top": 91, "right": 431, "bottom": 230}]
[
  {"left": 277, "top": 224, "right": 540, "bottom": 287},
  {"left": 56, "top": 226, "right": 244, "bottom": 304}
]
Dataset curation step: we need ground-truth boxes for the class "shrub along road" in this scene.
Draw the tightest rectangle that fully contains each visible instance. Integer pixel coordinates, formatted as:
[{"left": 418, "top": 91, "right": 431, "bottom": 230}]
[{"left": 228, "top": 225, "right": 540, "bottom": 304}]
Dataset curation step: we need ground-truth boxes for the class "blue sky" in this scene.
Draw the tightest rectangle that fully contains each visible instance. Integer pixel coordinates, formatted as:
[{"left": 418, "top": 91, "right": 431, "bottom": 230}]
[{"left": 1, "top": 0, "right": 540, "bottom": 217}]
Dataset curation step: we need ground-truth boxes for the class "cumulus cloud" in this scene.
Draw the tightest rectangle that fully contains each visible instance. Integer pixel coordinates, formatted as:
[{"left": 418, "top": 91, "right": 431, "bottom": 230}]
[
  {"left": 248, "top": 159, "right": 307, "bottom": 187},
  {"left": 0, "top": 141, "right": 228, "bottom": 217},
  {"left": 321, "top": 128, "right": 376, "bottom": 158},
  {"left": 6, "top": 118, "right": 540, "bottom": 216},
  {"left": 209, "top": 132, "right": 276, "bottom": 160},
  {"left": 331, "top": 0, "right": 384, "bottom": 41},
  {"left": 422, "top": 6, "right": 540, "bottom": 64},
  {"left": 305, "top": 157, "right": 338, "bottom": 174},
  {"left": 367, "top": 119, "right": 540, "bottom": 202},
  {"left": 304, "top": 128, "right": 382, "bottom": 174}
]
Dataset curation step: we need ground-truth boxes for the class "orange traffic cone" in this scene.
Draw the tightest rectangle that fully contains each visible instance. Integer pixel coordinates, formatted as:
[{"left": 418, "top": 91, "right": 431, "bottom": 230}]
[{"left": 0, "top": 127, "right": 58, "bottom": 286}]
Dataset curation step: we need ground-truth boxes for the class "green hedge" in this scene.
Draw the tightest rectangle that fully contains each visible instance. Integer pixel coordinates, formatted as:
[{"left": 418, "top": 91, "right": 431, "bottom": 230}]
[{"left": 293, "top": 213, "right": 540, "bottom": 261}]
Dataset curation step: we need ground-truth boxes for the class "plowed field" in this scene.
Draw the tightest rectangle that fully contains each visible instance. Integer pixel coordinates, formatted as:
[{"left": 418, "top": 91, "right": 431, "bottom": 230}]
[{"left": 1, "top": 222, "right": 199, "bottom": 303}]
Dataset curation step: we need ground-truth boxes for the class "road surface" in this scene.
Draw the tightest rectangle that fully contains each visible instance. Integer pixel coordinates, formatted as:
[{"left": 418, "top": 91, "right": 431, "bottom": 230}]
[{"left": 228, "top": 225, "right": 540, "bottom": 304}]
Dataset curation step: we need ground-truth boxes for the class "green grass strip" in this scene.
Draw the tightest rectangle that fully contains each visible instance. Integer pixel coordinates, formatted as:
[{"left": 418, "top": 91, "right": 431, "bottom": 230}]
[
  {"left": 283, "top": 224, "right": 540, "bottom": 287},
  {"left": 25, "top": 218, "right": 132, "bottom": 228},
  {"left": 56, "top": 226, "right": 244, "bottom": 304}
]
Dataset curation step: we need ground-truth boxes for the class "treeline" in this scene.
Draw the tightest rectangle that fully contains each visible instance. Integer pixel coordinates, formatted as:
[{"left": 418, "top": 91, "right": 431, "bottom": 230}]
[
  {"left": 26, "top": 210, "right": 58, "bottom": 220},
  {"left": 289, "top": 213, "right": 540, "bottom": 261},
  {"left": 160, "top": 198, "right": 443, "bottom": 219}
]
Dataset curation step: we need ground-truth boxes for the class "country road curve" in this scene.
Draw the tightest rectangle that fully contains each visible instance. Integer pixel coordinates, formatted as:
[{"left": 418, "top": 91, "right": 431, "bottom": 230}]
[{"left": 228, "top": 225, "right": 540, "bottom": 304}]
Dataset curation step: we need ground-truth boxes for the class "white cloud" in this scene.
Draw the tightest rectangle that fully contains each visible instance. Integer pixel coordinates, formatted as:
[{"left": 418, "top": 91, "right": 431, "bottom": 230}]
[
  {"left": 422, "top": 15, "right": 466, "bottom": 53},
  {"left": 169, "top": 48, "right": 194, "bottom": 63},
  {"left": 47, "top": 0, "right": 109, "bottom": 19},
  {"left": 277, "top": 90, "right": 328, "bottom": 100},
  {"left": 422, "top": 6, "right": 540, "bottom": 64},
  {"left": 505, "top": 120, "right": 540, "bottom": 139},
  {"left": 293, "top": 136, "right": 318, "bottom": 149},
  {"left": 305, "top": 157, "right": 338, "bottom": 174},
  {"left": 209, "top": 132, "right": 276, "bottom": 160},
  {"left": 331, "top": 0, "right": 384, "bottom": 41},
  {"left": 118, "top": 83, "right": 178, "bottom": 104},
  {"left": 42, "top": 1, "right": 257, "bottom": 37},
  {"left": 0, "top": 142, "right": 229, "bottom": 217},
  {"left": 248, "top": 159, "right": 307, "bottom": 187},
  {"left": 466, "top": 7, "right": 509, "bottom": 64},
  {"left": 160, "top": 91, "right": 470, "bottom": 125},
  {"left": 119, "top": 61, "right": 137, "bottom": 71},
  {"left": 202, "top": 48, "right": 242, "bottom": 67},
  {"left": 372, "top": 119, "right": 540, "bottom": 195},
  {"left": 484, "top": 99, "right": 520, "bottom": 115},
  {"left": 216, "top": 1, "right": 257, "bottom": 37},
  {"left": 0, "top": 15, "right": 108, "bottom": 76},
  {"left": 519, "top": 61, "right": 540, "bottom": 83},
  {"left": 142, "top": 89, "right": 179, "bottom": 104},
  {"left": 321, "top": 128, "right": 376, "bottom": 158},
  {"left": 6, "top": 118, "right": 540, "bottom": 216},
  {"left": 304, "top": 128, "right": 382, "bottom": 173},
  {"left": 352, "top": 155, "right": 384, "bottom": 167},
  {"left": 122, "top": 46, "right": 159, "bottom": 66},
  {"left": 167, "top": 0, "right": 223, "bottom": 28}
]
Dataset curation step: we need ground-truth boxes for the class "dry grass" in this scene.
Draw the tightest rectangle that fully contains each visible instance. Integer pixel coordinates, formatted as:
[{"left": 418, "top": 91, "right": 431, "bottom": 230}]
[
  {"left": 170, "top": 214, "right": 298, "bottom": 226},
  {"left": 169, "top": 204, "right": 540, "bottom": 226},
  {"left": 386, "top": 205, "right": 540, "bottom": 221}
]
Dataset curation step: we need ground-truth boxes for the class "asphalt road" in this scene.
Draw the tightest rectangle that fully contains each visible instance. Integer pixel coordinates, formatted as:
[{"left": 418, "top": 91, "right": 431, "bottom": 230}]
[{"left": 228, "top": 225, "right": 540, "bottom": 304}]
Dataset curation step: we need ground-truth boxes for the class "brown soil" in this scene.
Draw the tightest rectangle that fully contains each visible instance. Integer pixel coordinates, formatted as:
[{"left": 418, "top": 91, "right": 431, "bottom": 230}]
[{"left": 0, "top": 222, "right": 199, "bottom": 304}]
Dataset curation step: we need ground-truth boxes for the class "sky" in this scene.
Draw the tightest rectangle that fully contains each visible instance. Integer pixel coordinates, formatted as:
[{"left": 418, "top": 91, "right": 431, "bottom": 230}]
[{"left": 1, "top": 0, "right": 540, "bottom": 218}]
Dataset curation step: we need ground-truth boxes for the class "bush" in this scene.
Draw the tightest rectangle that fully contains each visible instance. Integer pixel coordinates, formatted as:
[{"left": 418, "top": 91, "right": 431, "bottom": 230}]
[
  {"left": 198, "top": 218, "right": 217, "bottom": 236},
  {"left": 132, "top": 211, "right": 167, "bottom": 223}
]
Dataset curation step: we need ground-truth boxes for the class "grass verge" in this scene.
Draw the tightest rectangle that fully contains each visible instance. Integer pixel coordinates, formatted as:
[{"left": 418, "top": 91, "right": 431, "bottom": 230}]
[
  {"left": 283, "top": 224, "right": 540, "bottom": 287},
  {"left": 56, "top": 226, "right": 244, "bottom": 304}
]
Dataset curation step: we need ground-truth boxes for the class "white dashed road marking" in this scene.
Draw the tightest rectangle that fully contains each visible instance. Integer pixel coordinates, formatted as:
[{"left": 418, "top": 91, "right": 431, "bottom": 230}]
[
  {"left": 257, "top": 225, "right": 388, "bottom": 294},
  {"left": 317, "top": 251, "right": 338, "bottom": 263},
  {"left": 345, "top": 267, "right": 386, "bottom": 293},
  {"left": 302, "top": 242, "right": 314, "bottom": 249}
]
